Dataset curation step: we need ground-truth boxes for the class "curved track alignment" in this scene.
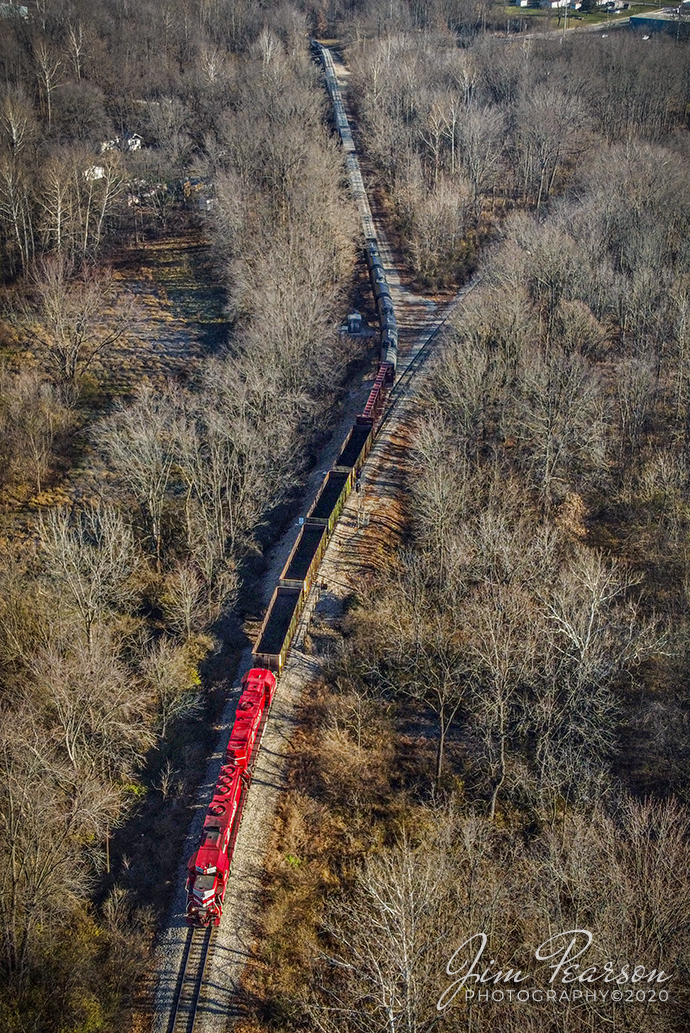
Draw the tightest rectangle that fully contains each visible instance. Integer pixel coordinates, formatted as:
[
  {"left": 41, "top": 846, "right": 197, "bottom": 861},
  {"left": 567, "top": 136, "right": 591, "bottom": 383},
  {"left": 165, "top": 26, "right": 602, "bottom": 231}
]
[{"left": 382, "top": 278, "right": 477, "bottom": 430}]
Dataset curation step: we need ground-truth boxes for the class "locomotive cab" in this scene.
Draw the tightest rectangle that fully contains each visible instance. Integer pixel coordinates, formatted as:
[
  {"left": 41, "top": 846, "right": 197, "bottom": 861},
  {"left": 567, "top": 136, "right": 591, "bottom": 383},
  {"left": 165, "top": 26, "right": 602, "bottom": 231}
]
[
  {"left": 186, "top": 842, "right": 229, "bottom": 926},
  {"left": 186, "top": 872, "right": 224, "bottom": 926},
  {"left": 185, "top": 821, "right": 230, "bottom": 925}
]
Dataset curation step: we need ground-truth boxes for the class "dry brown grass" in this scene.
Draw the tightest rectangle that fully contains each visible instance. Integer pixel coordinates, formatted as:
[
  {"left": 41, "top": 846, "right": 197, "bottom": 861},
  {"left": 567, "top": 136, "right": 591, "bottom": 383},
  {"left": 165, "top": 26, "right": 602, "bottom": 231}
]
[{"left": 240, "top": 673, "right": 403, "bottom": 1025}]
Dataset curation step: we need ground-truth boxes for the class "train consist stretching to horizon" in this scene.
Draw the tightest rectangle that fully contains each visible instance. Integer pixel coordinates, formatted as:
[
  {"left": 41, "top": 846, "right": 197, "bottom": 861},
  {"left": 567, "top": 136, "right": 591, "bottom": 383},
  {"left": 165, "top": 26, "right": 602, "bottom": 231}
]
[
  {"left": 185, "top": 44, "right": 398, "bottom": 926},
  {"left": 250, "top": 42, "right": 400, "bottom": 672},
  {"left": 315, "top": 41, "right": 399, "bottom": 376}
]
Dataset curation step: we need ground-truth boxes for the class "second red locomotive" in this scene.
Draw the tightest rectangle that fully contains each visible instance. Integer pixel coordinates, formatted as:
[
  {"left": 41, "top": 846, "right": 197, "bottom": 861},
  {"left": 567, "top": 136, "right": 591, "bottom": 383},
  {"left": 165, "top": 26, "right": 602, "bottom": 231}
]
[{"left": 185, "top": 668, "right": 276, "bottom": 926}]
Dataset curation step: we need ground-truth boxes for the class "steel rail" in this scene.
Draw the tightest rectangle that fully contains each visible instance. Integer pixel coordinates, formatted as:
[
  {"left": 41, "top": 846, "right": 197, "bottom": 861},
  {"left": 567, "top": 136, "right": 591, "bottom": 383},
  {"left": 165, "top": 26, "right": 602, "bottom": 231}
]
[
  {"left": 167, "top": 926, "right": 214, "bottom": 1033},
  {"left": 159, "top": 45, "right": 475, "bottom": 1033},
  {"left": 378, "top": 280, "right": 478, "bottom": 433}
]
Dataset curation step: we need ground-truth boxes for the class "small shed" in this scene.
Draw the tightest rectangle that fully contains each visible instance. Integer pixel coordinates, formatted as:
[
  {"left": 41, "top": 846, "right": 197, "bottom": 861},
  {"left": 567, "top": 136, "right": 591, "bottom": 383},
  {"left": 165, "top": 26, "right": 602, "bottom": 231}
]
[
  {"left": 347, "top": 311, "right": 363, "bottom": 334},
  {"left": 0, "top": 4, "right": 28, "bottom": 17}
]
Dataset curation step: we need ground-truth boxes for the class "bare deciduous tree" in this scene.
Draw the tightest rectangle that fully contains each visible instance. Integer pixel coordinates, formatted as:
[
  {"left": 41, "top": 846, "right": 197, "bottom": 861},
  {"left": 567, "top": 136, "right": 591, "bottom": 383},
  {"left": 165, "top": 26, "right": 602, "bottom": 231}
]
[
  {"left": 27, "top": 256, "right": 133, "bottom": 394},
  {"left": 614, "top": 357, "right": 655, "bottom": 465},
  {"left": 515, "top": 90, "right": 589, "bottom": 212},
  {"left": 516, "top": 346, "right": 605, "bottom": 513},
  {"left": 0, "top": 157, "right": 35, "bottom": 273},
  {"left": 313, "top": 832, "right": 453, "bottom": 1033},
  {"left": 36, "top": 150, "right": 125, "bottom": 259},
  {"left": 96, "top": 385, "right": 179, "bottom": 565},
  {"left": 160, "top": 562, "right": 204, "bottom": 640},
  {"left": 139, "top": 636, "right": 202, "bottom": 737},
  {"left": 457, "top": 103, "right": 505, "bottom": 213},
  {"left": 39, "top": 503, "right": 137, "bottom": 644},
  {"left": 0, "top": 713, "right": 120, "bottom": 982},
  {"left": 0, "top": 367, "right": 68, "bottom": 493},
  {"left": 34, "top": 43, "right": 63, "bottom": 130},
  {"left": 466, "top": 583, "right": 537, "bottom": 819},
  {"left": 30, "top": 628, "right": 154, "bottom": 779},
  {"left": 0, "top": 88, "right": 37, "bottom": 157},
  {"left": 535, "top": 548, "right": 657, "bottom": 809},
  {"left": 371, "top": 551, "right": 466, "bottom": 784},
  {"left": 409, "top": 416, "right": 467, "bottom": 576},
  {"left": 65, "top": 23, "right": 86, "bottom": 82}
]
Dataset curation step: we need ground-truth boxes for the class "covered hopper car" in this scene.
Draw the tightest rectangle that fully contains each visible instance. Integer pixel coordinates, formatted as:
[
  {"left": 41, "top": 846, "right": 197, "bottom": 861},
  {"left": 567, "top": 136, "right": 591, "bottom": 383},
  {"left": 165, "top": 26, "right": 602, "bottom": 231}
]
[{"left": 313, "top": 40, "right": 398, "bottom": 375}]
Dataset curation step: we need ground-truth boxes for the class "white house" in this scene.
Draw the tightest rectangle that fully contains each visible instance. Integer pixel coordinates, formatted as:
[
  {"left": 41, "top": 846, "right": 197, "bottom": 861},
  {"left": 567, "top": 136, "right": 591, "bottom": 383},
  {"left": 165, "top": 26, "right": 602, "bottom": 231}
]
[
  {"left": 0, "top": 4, "right": 28, "bottom": 18},
  {"left": 99, "top": 133, "right": 144, "bottom": 154}
]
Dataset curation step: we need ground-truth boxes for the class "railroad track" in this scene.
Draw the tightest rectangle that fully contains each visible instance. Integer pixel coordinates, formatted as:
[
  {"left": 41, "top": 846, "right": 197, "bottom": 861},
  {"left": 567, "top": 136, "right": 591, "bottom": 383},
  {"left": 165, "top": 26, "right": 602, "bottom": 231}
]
[
  {"left": 156, "top": 47, "right": 475, "bottom": 1033},
  {"left": 380, "top": 279, "right": 478, "bottom": 431},
  {"left": 167, "top": 926, "right": 214, "bottom": 1033}
]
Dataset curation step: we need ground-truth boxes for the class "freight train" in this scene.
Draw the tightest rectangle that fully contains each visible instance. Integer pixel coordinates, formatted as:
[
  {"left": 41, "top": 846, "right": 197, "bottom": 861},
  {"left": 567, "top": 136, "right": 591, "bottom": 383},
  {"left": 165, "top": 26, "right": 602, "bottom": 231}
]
[
  {"left": 185, "top": 668, "right": 276, "bottom": 926},
  {"left": 252, "top": 42, "right": 400, "bottom": 673},
  {"left": 313, "top": 41, "right": 399, "bottom": 375},
  {"left": 185, "top": 44, "right": 397, "bottom": 927}
]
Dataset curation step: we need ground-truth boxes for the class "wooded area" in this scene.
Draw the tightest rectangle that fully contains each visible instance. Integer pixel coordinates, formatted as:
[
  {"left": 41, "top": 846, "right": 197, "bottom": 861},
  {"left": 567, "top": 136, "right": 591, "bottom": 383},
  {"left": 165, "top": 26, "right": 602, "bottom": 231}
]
[
  {"left": 245, "top": 15, "right": 690, "bottom": 1033},
  {"left": 0, "top": 0, "right": 689, "bottom": 1030},
  {"left": 0, "top": 2, "right": 359, "bottom": 1029}
]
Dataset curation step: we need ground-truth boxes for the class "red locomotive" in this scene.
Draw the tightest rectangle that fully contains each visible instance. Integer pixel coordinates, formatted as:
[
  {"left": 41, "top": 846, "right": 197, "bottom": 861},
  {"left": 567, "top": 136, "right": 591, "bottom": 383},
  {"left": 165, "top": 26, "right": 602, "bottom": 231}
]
[{"left": 185, "top": 668, "right": 276, "bottom": 926}]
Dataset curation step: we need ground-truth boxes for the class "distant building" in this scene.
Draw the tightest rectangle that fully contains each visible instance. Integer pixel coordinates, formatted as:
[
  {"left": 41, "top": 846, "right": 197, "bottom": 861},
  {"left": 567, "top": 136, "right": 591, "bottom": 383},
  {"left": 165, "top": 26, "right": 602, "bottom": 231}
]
[
  {"left": 99, "top": 133, "right": 144, "bottom": 154},
  {"left": 630, "top": 9, "right": 690, "bottom": 34},
  {"left": 0, "top": 3, "right": 28, "bottom": 18}
]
